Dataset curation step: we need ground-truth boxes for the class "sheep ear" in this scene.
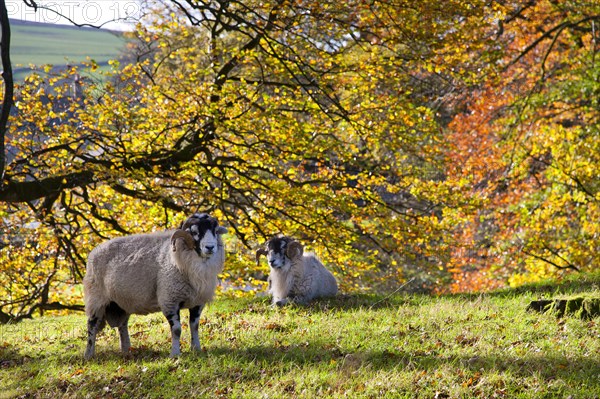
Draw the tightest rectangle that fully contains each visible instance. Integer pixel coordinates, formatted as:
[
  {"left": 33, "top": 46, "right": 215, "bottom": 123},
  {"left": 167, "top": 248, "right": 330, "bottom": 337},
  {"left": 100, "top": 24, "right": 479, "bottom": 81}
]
[
  {"left": 171, "top": 230, "right": 195, "bottom": 252},
  {"left": 216, "top": 226, "right": 228, "bottom": 235},
  {"left": 286, "top": 241, "right": 303, "bottom": 259},
  {"left": 255, "top": 247, "right": 268, "bottom": 265}
]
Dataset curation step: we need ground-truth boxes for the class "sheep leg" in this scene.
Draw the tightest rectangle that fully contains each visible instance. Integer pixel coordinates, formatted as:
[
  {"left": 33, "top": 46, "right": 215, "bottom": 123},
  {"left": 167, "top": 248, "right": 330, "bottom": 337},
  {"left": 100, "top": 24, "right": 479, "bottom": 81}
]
[
  {"left": 274, "top": 297, "right": 289, "bottom": 306},
  {"left": 164, "top": 307, "right": 182, "bottom": 357},
  {"left": 290, "top": 294, "right": 309, "bottom": 306},
  {"left": 189, "top": 305, "right": 204, "bottom": 351},
  {"left": 84, "top": 315, "right": 106, "bottom": 360},
  {"left": 118, "top": 315, "right": 131, "bottom": 355}
]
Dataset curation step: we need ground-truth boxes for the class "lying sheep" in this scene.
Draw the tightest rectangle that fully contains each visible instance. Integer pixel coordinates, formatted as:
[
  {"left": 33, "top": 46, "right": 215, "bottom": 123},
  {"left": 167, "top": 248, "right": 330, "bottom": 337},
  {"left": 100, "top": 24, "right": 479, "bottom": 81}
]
[
  {"left": 256, "top": 235, "right": 337, "bottom": 306},
  {"left": 83, "top": 213, "right": 227, "bottom": 359}
]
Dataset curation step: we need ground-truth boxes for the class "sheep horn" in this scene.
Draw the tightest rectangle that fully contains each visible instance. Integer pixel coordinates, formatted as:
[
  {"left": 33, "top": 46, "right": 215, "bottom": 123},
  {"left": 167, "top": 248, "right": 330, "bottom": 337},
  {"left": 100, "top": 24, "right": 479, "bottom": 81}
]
[
  {"left": 286, "top": 240, "right": 303, "bottom": 259},
  {"left": 255, "top": 247, "right": 268, "bottom": 265},
  {"left": 171, "top": 230, "right": 195, "bottom": 252}
]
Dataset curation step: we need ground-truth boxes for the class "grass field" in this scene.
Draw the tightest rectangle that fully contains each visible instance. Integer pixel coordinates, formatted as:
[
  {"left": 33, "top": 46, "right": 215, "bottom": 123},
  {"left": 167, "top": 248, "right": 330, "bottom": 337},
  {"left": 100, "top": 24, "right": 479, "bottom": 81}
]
[
  {"left": 10, "top": 19, "right": 127, "bottom": 80},
  {"left": 1, "top": 274, "right": 599, "bottom": 398}
]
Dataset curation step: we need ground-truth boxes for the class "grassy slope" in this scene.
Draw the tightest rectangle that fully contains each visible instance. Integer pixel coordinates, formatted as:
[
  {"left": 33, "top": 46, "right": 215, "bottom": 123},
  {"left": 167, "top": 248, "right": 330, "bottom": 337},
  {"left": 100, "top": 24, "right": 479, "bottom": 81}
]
[
  {"left": 10, "top": 20, "right": 126, "bottom": 80},
  {"left": 1, "top": 274, "right": 599, "bottom": 398}
]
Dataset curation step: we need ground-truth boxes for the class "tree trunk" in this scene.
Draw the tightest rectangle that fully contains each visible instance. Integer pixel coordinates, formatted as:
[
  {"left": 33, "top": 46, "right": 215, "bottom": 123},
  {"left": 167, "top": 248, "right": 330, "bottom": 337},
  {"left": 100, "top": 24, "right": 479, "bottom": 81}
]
[{"left": 0, "top": 0, "right": 14, "bottom": 185}]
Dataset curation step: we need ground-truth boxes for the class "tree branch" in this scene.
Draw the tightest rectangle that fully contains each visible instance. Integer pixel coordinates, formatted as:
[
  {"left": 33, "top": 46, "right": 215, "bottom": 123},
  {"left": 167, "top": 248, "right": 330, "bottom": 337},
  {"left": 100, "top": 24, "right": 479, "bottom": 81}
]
[
  {"left": 0, "top": 171, "right": 95, "bottom": 202},
  {"left": 508, "top": 15, "right": 600, "bottom": 68},
  {"left": 522, "top": 248, "right": 580, "bottom": 272}
]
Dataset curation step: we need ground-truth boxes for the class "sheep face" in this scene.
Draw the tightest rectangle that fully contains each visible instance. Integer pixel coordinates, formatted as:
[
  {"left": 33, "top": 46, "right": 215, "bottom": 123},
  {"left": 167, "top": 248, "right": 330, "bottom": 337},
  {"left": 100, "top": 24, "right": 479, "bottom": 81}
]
[
  {"left": 181, "top": 213, "right": 227, "bottom": 258},
  {"left": 263, "top": 236, "right": 303, "bottom": 271}
]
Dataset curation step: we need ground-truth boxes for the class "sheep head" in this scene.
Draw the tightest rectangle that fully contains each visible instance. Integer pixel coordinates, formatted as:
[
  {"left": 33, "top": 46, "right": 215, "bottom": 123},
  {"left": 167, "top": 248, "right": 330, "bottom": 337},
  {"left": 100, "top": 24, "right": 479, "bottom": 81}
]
[
  {"left": 257, "top": 236, "right": 304, "bottom": 270},
  {"left": 177, "top": 213, "right": 228, "bottom": 257}
]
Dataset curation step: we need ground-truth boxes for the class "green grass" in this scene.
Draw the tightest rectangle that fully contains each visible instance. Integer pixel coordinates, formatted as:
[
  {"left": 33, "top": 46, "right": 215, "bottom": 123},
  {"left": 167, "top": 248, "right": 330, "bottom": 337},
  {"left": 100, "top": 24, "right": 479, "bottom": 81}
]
[
  {"left": 1, "top": 274, "right": 600, "bottom": 398},
  {"left": 10, "top": 20, "right": 126, "bottom": 80}
]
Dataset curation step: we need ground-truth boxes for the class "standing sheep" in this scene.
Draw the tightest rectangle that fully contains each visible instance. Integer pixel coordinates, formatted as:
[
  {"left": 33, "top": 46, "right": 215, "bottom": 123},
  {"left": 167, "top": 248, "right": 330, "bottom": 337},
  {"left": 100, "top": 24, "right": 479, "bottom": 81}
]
[
  {"left": 83, "top": 213, "right": 227, "bottom": 359},
  {"left": 256, "top": 235, "right": 338, "bottom": 306}
]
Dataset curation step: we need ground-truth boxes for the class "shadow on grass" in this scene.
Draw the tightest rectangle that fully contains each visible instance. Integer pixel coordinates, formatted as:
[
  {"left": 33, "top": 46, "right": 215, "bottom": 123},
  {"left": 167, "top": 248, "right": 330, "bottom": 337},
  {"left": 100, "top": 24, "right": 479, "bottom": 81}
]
[
  {"left": 52, "top": 339, "right": 600, "bottom": 387},
  {"left": 307, "top": 293, "right": 418, "bottom": 311},
  {"left": 205, "top": 342, "right": 600, "bottom": 385},
  {"left": 455, "top": 271, "right": 600, "bottom": 301},
  {"left": 0, "top": 346, "right": 25, "bottom": 368},
  {"left": 307, "top": 271, "right": 600, "bottom": 312},
  {"left": 7, "top": 342, "right": 599, "bottom": 399},
  {"left": 209, "top": 293, "right": 420, "bottom": 315}
]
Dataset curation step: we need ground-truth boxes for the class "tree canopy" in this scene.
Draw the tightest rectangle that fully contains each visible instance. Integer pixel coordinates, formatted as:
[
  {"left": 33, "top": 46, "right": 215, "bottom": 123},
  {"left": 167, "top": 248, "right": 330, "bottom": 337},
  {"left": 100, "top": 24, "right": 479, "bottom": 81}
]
[{"left": 0, "top": 0, "right": 598, "bottom": 320}]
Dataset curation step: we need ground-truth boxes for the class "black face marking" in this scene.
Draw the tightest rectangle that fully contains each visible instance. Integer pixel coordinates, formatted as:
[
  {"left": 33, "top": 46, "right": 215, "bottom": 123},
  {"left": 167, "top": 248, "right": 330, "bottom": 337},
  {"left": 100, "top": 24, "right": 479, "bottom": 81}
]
[
  {"left": 266, "top": 236, "right": 294, "bottom": 269},
  {"left": 267, "top": 236, "right": 292, "bottom": 256},
  {"left": 181, "top": 213, "right": 220, "bottom": 254}
]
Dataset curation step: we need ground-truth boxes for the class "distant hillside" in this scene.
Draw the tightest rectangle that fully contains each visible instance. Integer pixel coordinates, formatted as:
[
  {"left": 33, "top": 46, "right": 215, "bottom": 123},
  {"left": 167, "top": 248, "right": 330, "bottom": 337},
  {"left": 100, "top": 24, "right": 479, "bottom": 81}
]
[{"left": 10, "top": 19, "right": 127, "bottom": 80}]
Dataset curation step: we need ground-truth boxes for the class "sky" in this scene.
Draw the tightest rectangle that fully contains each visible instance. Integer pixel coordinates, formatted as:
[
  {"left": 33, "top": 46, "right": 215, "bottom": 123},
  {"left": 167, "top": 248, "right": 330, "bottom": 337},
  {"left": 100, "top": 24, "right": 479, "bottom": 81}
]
[{"left": 7, "top": 0, "right": 143, "bottom": 30}]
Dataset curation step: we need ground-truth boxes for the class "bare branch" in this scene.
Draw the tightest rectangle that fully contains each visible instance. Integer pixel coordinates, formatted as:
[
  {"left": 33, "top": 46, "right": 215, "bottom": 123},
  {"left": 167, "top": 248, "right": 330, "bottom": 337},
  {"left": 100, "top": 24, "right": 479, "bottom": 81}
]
[
  {"left": 30, "top": 2, "right": 135, "bottom": 29},
  {"left": 0, "top": 171, "right": 95, "bottom": 202},
  {"left": 508, "top": 15, "right": 600, "bottom": 68},
  {"left": 522, "top": 248, "right": 580, "bottom": 272}
]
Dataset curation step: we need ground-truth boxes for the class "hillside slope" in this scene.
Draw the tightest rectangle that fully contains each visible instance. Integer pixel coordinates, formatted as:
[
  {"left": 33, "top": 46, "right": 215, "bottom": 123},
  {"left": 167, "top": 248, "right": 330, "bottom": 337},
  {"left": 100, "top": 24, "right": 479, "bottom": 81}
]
[
  {"left": 10, "top": 19, "right": 126, "bottom": 80},
  {"left": 1, "top": 274, "right": 599, "bottom": 398}
]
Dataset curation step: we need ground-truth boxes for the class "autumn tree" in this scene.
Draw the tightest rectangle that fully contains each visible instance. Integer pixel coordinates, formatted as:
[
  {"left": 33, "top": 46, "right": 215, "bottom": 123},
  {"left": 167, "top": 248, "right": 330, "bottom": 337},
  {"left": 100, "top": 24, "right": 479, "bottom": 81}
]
[
  {"left": 3, "top": 0, "right": 593, "bottom": 319},
  {"left": 0, "top": 0, "right": 511, "bottom": 319},
  {"left": 445, "top": 0, "right": 600, "bottom": 291}
]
